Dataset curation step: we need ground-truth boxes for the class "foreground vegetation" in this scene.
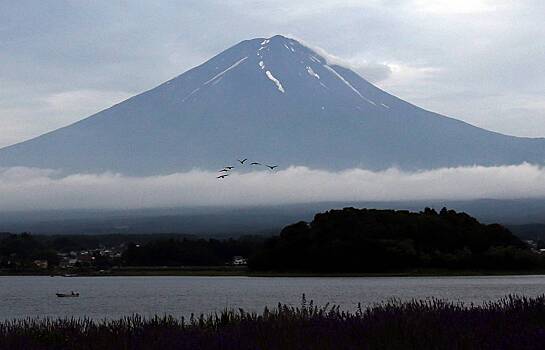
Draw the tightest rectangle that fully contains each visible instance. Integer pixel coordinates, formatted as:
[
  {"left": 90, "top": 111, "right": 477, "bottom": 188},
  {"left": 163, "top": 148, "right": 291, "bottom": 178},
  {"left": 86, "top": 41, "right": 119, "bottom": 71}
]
[{"left": 3, "top": 295, "right": 545, "bottom": 349}]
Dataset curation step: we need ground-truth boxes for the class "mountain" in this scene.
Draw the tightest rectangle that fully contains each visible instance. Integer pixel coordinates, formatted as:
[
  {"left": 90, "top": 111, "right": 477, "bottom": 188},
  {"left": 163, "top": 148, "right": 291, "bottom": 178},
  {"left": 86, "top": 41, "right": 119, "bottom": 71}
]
[
  {"left": 3, "top": 199, "right": 545, "bottom": 235},
  {"left": 1, "top": 34, "right": 544, "bottom": 175}
]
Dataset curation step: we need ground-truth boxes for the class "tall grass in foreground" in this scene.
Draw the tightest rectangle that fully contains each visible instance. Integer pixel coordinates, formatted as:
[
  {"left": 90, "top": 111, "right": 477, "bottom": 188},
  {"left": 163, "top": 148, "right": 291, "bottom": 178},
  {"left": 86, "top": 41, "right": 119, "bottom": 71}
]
[{"left": 2, "top": 295, "right": 545, "bottom": 349}]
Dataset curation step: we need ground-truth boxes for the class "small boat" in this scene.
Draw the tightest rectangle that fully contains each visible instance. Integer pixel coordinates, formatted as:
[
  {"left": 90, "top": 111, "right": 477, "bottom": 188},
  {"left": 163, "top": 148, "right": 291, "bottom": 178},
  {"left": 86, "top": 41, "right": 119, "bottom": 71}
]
[{"left": 56, "top": 291, "right": 79, "bottom": 298}]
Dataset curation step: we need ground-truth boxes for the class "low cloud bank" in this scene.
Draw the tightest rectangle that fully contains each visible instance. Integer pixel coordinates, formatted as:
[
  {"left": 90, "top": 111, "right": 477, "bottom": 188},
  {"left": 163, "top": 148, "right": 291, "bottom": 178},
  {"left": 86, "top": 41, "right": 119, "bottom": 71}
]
[{"left": 0, "top": 163, "right": 544, "bottom": 211}]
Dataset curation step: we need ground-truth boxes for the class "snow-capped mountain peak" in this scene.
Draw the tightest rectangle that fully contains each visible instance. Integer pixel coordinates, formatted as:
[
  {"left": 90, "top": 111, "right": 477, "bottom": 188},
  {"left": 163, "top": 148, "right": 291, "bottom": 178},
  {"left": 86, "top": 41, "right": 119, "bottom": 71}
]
[{"left": 1, "top": 35, "right": 544, "bottom": 175}]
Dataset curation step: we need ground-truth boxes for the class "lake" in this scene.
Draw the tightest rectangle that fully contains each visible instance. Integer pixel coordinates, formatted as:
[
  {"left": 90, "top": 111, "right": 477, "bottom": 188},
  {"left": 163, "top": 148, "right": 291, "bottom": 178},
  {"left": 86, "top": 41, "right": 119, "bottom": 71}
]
[{"left": 2, "top": 275, "right": 545, "bottom": 320}]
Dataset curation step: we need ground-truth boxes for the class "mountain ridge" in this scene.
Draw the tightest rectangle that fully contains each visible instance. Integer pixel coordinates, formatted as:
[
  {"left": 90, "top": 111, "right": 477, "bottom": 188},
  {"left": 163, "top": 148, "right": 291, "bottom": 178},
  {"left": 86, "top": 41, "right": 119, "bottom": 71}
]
[{"left": 1, "top": 34, "right": 544, "bottom": 175}]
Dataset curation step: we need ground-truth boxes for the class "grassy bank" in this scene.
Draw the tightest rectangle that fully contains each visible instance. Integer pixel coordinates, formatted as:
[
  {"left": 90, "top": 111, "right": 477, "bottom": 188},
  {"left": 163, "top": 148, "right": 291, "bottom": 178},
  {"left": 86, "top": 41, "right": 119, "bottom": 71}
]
[{"left": 3, "top": 295, "right": 545, "bottom": 349}]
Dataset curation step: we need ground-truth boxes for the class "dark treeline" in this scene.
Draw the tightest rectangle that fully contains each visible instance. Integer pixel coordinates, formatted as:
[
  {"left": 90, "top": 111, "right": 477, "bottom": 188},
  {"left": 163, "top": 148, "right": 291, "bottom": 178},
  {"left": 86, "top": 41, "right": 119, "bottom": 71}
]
[
  {"left": 123, "top": 237, "right": 263, "bottom": 266},
  {"left": 1, "top": 233, "right": 194, "bottom": 253},
  {"left": 1, "top": 208, "right": 544, "bottom": 273},
  {"left": 0, "top": 233, "right": 60, "bottom": 268},
  {"left": 0, "top": 233, "right": 264, "bottom": 269},
  {"left": 249, "top": 207, "right": 542, "bottom": 272},
  {"left": 0, "top": 233, "right": 180, "bottom": 268}
]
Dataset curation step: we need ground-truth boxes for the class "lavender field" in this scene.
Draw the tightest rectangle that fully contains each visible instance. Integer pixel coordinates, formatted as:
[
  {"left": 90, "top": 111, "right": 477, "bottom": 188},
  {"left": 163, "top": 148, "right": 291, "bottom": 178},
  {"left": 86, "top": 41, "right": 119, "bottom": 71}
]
[{"left": 2, "top": 295, "right": 545, "bottom": 349}]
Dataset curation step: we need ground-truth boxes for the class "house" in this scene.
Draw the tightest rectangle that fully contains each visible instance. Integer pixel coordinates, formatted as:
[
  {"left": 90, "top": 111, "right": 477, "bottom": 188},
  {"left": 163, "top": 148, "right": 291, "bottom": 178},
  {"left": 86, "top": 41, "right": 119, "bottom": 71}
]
[
  {"left": 59, "top": 258, "right": 78, "bottom": 268},
  {"left": 524, "top": 240, "right": 537, "bottom": 249},
  {"left": 232, "top": 256, "right": 247, "bottom": 265},
  {"left": 33, "top": 260, "right": 48, "bottom": 269}
]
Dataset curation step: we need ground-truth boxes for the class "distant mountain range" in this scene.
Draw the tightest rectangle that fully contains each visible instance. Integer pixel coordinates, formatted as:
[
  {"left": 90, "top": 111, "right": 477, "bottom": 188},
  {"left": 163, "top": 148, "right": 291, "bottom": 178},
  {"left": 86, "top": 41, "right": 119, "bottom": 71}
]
[
  {"left": 1, "top": 35, "right": 544, "bottom": 175},
  {"left": 2, "top": 199, "right": 545, "bottom": 237}
]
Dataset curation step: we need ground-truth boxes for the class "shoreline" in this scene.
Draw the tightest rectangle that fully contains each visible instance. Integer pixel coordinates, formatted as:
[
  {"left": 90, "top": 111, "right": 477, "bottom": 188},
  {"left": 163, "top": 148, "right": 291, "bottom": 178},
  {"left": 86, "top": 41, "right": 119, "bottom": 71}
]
[{"left": 3, "top": 266, "right": 545, "bottom": 277}]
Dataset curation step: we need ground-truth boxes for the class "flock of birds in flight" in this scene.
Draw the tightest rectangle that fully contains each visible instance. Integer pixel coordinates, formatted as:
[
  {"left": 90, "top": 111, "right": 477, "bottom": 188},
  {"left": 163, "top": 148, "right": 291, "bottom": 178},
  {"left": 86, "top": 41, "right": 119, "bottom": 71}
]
[{"left": 216, "top": 158, "right": 278, "bottom": 179}]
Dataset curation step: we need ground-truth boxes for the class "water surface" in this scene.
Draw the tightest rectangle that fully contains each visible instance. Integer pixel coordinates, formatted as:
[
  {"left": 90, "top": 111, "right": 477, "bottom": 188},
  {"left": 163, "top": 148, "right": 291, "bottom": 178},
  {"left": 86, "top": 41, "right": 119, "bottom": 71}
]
[{"left": 1, "top": 275, "right": 545, "bottom": 320}]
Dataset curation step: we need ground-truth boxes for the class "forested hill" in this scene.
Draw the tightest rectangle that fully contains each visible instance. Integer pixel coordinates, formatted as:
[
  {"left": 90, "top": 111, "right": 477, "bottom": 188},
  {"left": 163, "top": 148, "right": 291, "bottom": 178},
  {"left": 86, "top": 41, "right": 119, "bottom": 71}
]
[{"left": 249, "top": 207, "right": 535, "bottom": 272}]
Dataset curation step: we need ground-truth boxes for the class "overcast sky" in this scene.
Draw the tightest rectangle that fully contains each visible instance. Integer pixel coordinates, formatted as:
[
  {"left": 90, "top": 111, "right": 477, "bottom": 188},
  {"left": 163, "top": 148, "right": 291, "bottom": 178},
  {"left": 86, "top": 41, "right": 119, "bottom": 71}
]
[{"left": 1, "top": 0, "right": 544, "bottom": 148}]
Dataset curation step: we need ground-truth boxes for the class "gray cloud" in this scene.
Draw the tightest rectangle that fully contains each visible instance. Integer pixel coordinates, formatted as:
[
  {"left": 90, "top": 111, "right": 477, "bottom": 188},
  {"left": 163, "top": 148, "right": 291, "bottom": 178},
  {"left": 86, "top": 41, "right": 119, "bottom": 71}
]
[
  {"left": 291, "top": 37, "right": 393, "bottom": 83},
  {"left": 0, "top": 164, "right": 544, "bottom": 211}
]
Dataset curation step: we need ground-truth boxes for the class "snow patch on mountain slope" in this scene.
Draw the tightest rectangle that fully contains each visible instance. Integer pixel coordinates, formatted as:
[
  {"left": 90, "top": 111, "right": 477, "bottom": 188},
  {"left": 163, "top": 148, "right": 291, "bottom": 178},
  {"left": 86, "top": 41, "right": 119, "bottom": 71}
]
[
  {"left": 181, "top": 88, "right": 200, "bottom": 102},
  {"left": 306, "top": 66, "right": 320, "bottom": 79},
  {"left": 323, "top": 65, "right": 376, "bottom": 105},
  {"left": 204, "top": 57, "right": 248, "bottom": 85}
]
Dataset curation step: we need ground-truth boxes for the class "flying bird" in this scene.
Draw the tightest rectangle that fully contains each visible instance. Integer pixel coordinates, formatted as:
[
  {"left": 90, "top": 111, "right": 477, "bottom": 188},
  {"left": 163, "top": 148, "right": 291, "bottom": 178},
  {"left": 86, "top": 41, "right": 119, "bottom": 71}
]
[
  {"left": 223, "top": 166, "right": 234, "bottom": 170},
  {"left": 250, "top": 162, "right": 261, "bottom": 165},
  {"left": 238, "top": 158, "right": 248, "bottom": 164},
  {"left": 218, "top": 169, "right": 230, "bottom": 172},
  {"left": 265, "top": 165, "right": 278, "bottom": 170},
  {"left": 217, "top": 174, "right": 229, "bottom": 179}
]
